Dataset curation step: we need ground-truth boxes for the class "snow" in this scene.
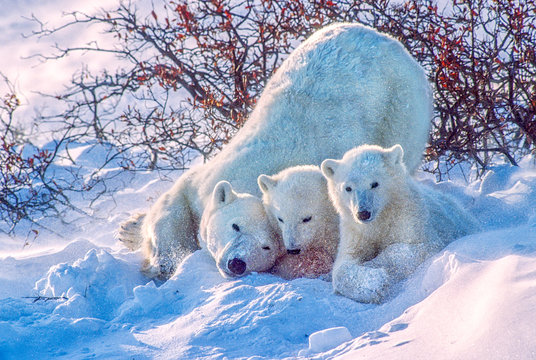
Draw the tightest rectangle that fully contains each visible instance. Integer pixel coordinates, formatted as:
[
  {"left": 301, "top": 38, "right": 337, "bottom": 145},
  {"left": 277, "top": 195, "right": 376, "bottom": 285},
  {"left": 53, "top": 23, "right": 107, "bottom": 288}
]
[
  {"left": 1, "top": 151, "right": 536, "bottom": 359},
  {"left": 320, "top": 225, "right": 536, "bottom": 360}
]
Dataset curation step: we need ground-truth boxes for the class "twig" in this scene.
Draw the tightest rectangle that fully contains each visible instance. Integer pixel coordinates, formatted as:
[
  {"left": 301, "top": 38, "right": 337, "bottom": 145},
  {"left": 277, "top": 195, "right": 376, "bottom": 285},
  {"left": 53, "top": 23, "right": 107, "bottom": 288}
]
[{"left": 23, "top": 296, "right": 68, "bottom": 303}]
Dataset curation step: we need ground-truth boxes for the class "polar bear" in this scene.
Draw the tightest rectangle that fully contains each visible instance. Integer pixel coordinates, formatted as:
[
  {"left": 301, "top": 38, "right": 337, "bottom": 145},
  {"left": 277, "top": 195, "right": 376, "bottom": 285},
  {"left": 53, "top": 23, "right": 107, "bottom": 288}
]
[
  {"left": 257, "top": 166, "right": 339, "bottom": 279},
  {"left": 118, "top": 22, "right": 432, "bottom": 278},
  {"left": 199, "top": 181, "right": 283, "bottom": 277},
  {"left": 321, "top": 144, "right": 480, "bottom": 303},
  {"left": 119, "top": 181, "right": 283, "bottom": 278}
]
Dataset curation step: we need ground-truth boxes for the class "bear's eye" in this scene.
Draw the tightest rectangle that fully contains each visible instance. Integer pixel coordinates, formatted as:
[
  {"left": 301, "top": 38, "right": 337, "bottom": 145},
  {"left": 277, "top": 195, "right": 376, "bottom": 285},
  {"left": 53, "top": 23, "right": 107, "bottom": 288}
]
[
  {"left": 277, "top": 217, "right": 284, "bottom": 223},
  {"left": 302, "top": 216, "right": 312, "bottom": 223},
  {"left": 262, "top": 246, "right": 271, "bottom": 251},
  {"left": 371, "top": 182, "right": 379, "bottom": 189},
  {"left": 345, "top": 186, "right": 352, "bottom": 192},
  {"left": 232, "top": 223, "right": 240, "bottom": 232}
]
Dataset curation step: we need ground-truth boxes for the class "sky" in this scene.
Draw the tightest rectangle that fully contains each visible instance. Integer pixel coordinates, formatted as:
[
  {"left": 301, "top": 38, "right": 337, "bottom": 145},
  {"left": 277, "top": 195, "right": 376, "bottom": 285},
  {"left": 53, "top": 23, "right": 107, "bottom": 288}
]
[{"left": 0, "top": 0, "right": 121, "bottom": 125}]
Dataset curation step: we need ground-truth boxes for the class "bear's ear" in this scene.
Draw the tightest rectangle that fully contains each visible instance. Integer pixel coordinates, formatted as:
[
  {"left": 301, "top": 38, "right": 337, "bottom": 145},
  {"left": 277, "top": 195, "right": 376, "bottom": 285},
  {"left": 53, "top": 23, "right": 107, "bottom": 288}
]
[
  {"left": 257, "top": 174, "right": 277, "bottom": 194},
  {"left": 321, "top": 159, "right": 339, "bottom": 179},
  {"left": 385, "top": 144, "right": 404, "bottom": 166},
  {"left": 212, "top": 180, "right": 237, "bottom": 207}
]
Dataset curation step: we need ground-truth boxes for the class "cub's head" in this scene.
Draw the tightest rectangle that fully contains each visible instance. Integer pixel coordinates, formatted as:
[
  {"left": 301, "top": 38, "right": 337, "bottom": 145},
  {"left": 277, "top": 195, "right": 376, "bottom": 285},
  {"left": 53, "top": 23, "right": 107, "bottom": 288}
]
[
  {"left": 258, "top": 165, "right": 336, "bottom": 255},
  {"left": 321, "top": 144, "right": 406, "bottom": 224},
  {"left": 200, "top": 181, "right": 283, "bottom": 278}
]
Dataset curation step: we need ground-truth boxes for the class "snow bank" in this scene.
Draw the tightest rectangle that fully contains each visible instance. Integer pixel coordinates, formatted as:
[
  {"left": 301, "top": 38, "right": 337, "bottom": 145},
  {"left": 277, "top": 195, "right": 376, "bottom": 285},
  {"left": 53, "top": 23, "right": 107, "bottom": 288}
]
[
  {"left": 318, "top": 223, "right": 536, "bottom": 360},
  {"left": 2, "top": 222, "right": 535, "bottom": 359}
]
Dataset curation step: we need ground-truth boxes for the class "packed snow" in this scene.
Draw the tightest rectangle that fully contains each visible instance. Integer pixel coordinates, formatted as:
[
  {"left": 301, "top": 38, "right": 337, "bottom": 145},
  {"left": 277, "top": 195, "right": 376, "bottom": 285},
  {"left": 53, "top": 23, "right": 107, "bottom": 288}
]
[{"left": 1, "top": 149, "right": 535, "bottom": 359}]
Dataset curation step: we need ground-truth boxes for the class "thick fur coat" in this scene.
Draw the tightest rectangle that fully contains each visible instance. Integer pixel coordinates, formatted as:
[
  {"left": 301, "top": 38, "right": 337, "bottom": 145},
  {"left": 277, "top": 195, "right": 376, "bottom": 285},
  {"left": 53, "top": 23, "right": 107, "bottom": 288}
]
[
  {"left": 258, "top": 165, "right": 339, "bottom": 279},
  {"left": 118, "top": 23, "right": 432, "bottom": 278},
  {"left": 322, "top": 144, "right": 480, "bottom": 303}
]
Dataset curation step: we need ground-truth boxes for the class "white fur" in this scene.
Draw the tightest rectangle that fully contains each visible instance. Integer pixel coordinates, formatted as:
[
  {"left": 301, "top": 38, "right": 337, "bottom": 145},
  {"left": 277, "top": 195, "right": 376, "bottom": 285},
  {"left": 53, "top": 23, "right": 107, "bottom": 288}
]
[
  {"left": 118, "top": 23, "right": 432, "bottom": 278},
  {"left": 199, "top": 181, "right": 283, "bottom": 278},
  {"left": 322, "top": 144, "right": 480, "bottom": 303},
  {"left": 258, "top": 165, "right": 339, "bottom": 279}
]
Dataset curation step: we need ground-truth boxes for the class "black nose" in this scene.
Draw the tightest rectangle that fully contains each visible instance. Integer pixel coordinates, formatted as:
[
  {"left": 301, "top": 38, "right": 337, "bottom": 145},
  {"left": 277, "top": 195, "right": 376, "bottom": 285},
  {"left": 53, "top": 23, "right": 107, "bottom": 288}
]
[
  {"left": 358, "top": 210, "right": 371, "bottom": 221},
  {"left": 287, "top": 249, "right": 301, "bottom": 255},
  {"left": 227, "top": 258, "right": 246, "bottom": 275}
]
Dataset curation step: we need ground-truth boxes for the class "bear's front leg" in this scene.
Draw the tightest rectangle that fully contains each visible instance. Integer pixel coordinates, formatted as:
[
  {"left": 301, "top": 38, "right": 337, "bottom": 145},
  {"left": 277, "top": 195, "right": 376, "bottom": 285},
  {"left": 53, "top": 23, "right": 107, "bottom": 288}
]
[
  {"left": 143, "top": 212, "right": 184, "bottom": 279},
  {"left": 142, "top": 188, "right": 200, "bottom": 279},
  {"left": 364, "top": 242, "right": 432, "bottom": 283},
  {"left": 332, "top": 259, "right": 390, "bottom": 303}
]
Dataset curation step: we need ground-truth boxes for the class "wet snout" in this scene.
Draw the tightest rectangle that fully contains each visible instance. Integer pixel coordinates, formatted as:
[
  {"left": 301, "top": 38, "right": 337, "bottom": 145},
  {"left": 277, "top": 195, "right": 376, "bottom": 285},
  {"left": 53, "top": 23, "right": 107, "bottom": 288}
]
[
  {"left": 357, "top": 210, "right": 372, "bottom": 222},
  {"left": 283, "top": 227, "right": 301, "bottom": 255},
  {"left": 218, "top": 238, "right": 250, "bottom": 277},
  {"left": 227, "top": 258, "right": 246, "bottom": 275},
  {"left": 353, "top": 206, "right": 374, "bottom": 223},
  {"left": 221, "top": 255, "right": 248, "bottom": 277},
  {"left": 352, "top": 192, "right": 375, "bottom": 223},
  {"left": 218, "top": 232, "right": 277, "bottom": 277}
]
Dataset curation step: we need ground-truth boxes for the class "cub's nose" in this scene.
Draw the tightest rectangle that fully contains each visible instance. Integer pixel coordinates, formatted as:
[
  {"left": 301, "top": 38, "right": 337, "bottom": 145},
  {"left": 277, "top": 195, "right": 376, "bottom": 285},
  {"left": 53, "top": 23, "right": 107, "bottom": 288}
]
[
  {"left": 227, "top": 258, "right": 247, "bottom": 275},
  {"left": 358, "top": 210, "right": 371, "bottom": 221},
  {"left": 287, "top": 249, "right": 301, "bottom": 255}
]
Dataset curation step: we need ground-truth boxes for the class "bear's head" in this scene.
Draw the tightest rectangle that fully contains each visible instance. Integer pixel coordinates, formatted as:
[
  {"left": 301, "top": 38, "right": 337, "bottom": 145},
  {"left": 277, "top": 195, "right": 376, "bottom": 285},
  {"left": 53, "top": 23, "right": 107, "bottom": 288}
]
[
  {"left": 200, "top": 181, "right": 283, "bottom": 278},
  {"left": 257, "top": 165, "right": 336, "bottom": 255},
  {"left": 321, "top": 144, "right": 407, "bottom": 224}
]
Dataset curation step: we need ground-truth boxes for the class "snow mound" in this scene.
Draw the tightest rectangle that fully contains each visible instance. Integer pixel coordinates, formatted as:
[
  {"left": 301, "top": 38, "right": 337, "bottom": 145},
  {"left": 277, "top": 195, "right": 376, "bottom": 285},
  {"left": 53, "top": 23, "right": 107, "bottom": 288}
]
[
  {"left": 472, "top": 161, "right": 536, "bottom": 229},
  {"left": 0, "top": 239, "right": 97, "bottom": 299},
  {"left": 323, "top": 228, "right": 536, "bottom": 359},
  {"left": 36, "top": 247, "right": 145, "bottom": 320}
]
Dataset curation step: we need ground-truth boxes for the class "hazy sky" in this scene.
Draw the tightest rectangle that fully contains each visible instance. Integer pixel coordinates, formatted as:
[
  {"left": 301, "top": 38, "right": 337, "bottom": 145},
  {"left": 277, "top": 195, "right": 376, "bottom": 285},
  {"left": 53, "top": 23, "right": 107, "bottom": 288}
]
[{"left": 0, "top": 0, "right": 119, "bottom": 121}]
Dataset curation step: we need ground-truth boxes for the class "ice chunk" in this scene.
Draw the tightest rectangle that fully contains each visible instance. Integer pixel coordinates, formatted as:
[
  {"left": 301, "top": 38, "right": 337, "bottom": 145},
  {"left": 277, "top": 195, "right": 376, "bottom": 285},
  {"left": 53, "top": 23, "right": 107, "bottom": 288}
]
[{"left": 302, "top": 326, "right": 352, "bottom": 355}]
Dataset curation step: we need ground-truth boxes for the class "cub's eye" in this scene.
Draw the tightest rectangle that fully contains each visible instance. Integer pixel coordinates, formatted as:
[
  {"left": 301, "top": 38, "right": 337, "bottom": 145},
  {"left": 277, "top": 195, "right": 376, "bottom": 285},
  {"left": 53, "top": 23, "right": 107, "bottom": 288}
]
[
  {"left": 302, "top": 216, "right": 312, "bottom": 223},
  {"left": 345, "top": 186, "right": 352, "bottom": 192},
  {"left": 277, "top": 217, "right": 284, "bottom": 223},
  {"left": 371, "top": 182, "right": 379, "bottom": 189},
  {"left": 232, "top": 223, "right": 240, "bottom": 232},
  {"left": 262, "top": 246, "right": 271, "bottom": 250}
]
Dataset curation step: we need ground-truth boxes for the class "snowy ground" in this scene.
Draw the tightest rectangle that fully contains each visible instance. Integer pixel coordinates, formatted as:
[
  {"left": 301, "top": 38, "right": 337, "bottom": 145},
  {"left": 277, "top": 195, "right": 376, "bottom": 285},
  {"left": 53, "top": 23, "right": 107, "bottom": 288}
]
[{"left": 1, "top": 150, "right": 536, "bottom": 360}]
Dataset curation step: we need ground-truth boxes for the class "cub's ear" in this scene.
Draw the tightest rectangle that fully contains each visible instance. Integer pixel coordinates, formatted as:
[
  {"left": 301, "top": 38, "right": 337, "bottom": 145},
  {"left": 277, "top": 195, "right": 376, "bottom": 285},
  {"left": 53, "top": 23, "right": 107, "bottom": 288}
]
[
  {"left": 321, "top": 159, "right": 340, "bottom": 179},
  {"left": 385, "top": 144, "right": 404, "bottom": 166},
  {"left": 212, "top": 180, "right": 237, "bottom": 207},
  {"left": 257, "top": 174, "right": 277, "bottom": 194}
]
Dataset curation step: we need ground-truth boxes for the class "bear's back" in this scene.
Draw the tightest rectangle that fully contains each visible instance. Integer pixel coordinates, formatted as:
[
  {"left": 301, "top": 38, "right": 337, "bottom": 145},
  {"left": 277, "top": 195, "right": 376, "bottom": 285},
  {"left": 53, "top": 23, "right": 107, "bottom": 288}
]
[{"left": 189, "top": 23, "right": 431, "bottom": 210}]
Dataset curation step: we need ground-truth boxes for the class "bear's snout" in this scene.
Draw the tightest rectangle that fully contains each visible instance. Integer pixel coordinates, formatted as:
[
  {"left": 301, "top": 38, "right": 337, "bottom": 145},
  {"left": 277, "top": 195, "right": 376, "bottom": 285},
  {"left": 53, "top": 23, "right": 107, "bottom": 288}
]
[
  {"left": 228, "top": 258, "right": 247, "bottom": 275},
  {"left": 357, "top": 210, "right": 372, "bottom": 222},
  {"left": 287, "top": 248, "right": 301, "bottom": 255}
]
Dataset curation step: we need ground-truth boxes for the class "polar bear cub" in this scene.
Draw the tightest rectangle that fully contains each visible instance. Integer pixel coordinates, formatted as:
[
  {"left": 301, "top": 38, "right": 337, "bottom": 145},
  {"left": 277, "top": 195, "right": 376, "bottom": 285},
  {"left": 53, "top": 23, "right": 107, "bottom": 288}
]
[
  {"left": 321, "top": 144, "right": 479, "bottom": 303},
  {"left": 257, "top": 166, "right": 339, "bottom": 279},
  {"left": 199, "top": 181, "right": 284, "bottom": 278}
]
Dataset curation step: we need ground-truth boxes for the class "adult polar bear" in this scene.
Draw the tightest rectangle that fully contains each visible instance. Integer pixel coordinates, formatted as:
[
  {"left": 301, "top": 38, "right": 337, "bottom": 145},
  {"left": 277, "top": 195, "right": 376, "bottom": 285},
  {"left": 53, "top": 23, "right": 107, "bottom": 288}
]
[{"left": 119, "top": 23, "right": 432, "bottom": 278}]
